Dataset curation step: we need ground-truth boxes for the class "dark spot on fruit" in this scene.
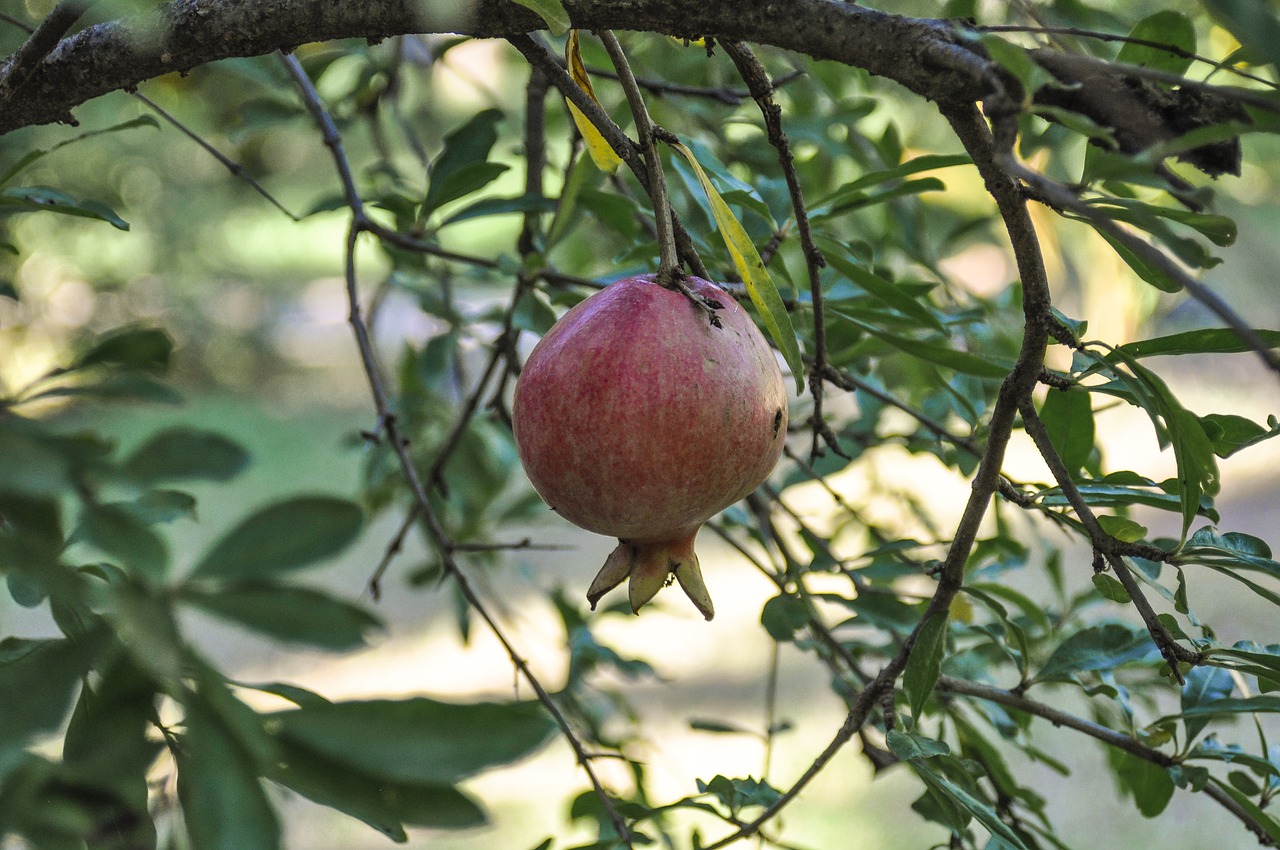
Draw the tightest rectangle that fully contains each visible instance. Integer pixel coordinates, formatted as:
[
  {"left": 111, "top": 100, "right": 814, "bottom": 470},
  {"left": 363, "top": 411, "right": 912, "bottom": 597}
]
[{"left": 773, "top": 408, "right": 783, "bottom": 437}]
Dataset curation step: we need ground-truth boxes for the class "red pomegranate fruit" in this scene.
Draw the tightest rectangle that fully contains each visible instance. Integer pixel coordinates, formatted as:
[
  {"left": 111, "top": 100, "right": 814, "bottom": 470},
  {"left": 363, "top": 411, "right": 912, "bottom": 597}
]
[{"left": 512, "top": 274, "right": 788, "bottom": 620}]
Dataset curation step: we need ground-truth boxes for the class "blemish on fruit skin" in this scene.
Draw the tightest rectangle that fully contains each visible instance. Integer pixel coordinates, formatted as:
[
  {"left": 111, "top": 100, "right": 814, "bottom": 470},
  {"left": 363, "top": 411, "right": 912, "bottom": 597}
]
[{"left": 773, "top": 408, "right": 783, "bottom": 437}]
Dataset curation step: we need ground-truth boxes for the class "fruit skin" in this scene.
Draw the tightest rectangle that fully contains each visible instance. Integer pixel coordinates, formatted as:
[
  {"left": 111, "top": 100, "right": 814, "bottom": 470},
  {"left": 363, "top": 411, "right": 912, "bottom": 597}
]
[{"left": 512, "top": 274, "right": 788, "bottom": 620}]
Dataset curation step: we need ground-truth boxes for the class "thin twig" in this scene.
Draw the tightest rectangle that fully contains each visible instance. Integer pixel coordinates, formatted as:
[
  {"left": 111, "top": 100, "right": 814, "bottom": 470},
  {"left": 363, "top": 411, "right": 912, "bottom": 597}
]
[
  {"left": 704, "top": 97, "right": 1057, "bottom": 850},
  {"left": 1006, "top": 158, "right": 1280, "bottom": 379},
  {"left": 812, "top": 359, "right": 1033, "bottom": 507},
  {"left": 365, "top": 341, "right": 508, "bottom": 600},
  {"left": 506, "top": 32, "right": 709, "bottom": 280},
  {"left": 721, "top": 40, "right": 837, "bottom": 460},
  {"left": 1018, "top": 399, "right": 1200, "bottom": 675},
  {"left": 974, "top": 23, "right": 1278, "bottom": 89},
  {"left": 598, "top": 30, "right": 680, "bottom": 281},
  {"left": 131, "top": 91, "right": 299, "bottom": 221},
  {"left": 519, "top": 63, "right": 550, "bottom": 255},
  {"left": 279, "top": 51, "right": 633, "bottom": 848}
]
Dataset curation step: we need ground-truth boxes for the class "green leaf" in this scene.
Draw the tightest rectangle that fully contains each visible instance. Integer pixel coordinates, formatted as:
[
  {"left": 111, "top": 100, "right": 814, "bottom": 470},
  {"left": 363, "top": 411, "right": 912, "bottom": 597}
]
[
  {"left": 182, "top": 583, "right": 381, "bottom": 651},
  {"left": 0, "top": 636, "right": 97, "bottom": 752},
  {"left": 177, "top": 697, "right": 280, "bottom": 850},
  {"left": 0, "top": 115, "right": 159, "bottom": 187},
  {"left": 1092, "top": 198, "right": 1237, "bottom": 250},
  {"left": 914, "top": 763, "right": 1032, "bottom": 850},
  {"left": 270, "top": 698, "right": 556, "bottom": 785},
  {"left": 1097, "top": 515, "right": 1148, "bottom": 543},
  {"left": 1203, "top": 0, "right": 1280, "bottom": 73},
  {"left": 760, "top": 594, "right": 810, "bottom": 642},
  {"left": 1210, "top": 777, "right": 1280, "bottom": 844},
  {"left": 972, "top": 33, "right": 1049, "bottom": 99},
  {"left": 238, "top": 680, "right": 332, "bottom": 709},
  {"left": 1092, "top": 573, "right": 1131, "bottom": 603},
  {"left": 62, "top": 656, "right": 163, "bottom": 804},
  {"left": 77, "top": 502, "right": 169, "bottom": 578},
  {"left": 808, "top": 177, "right": 947, "bottom": 223},
  {"left": 1175, "top": 528, "right": 1280, "bottom": 583},
  {"left": 1179, "top": 696, "right": 1280, "bottom": 719},
  {"left": 689, "top": 718, "right": 755, "bottom": 735},
  {"left": 1034, "top": 623, "right": 1155, "bottom": 683},
  {"left": 32, "top": 371, "right": 183, "bottom": 405},
  {"left": 1105, "top": 349, "right": 1220, "bottom": 541},
  {"left": 1188, "top": 738, "right": 1280, "bottom": 781},
  {"left": 835, "top": 310, "right": 1012, "bottom": 378},
  {"left": 1093, "top": 227, "right": 1181, "bottom": 292},
  {"left": 811, "top": 154, "right": 970, "bottom": 202},
  {"left": 817, "top": 237, "right": 946, "bottom": 333},
  {"left": 670, "top": 140, "right": 804, "bottom": 391},
  {"left": 73, "top": 326, "right": 173, "bottom": 372},
  {"left": 438, "top": 193, "right": 557, "bottom": 227},
  {"left": 191, "top": 496, "right": 363, "bottom": 580},
  {"left": 0, "top": 186, "right": 130, "bottom": 230},
  {"left": 1112, "top": 751, "right": 1175, "bottom": 818},
  {"left": 106, "top": 582, "right": 187, "bottom": 680},
  {"left": 508, "top": 0, "right": 570, "bottom": 35},
  {"left": 546, "top": 150, "right": 595, "bottom": 248},
  {"left": 270, "top": 737, "right": 486, "bottom": 839},
  {"left": 1038, "top": 389, "right": 1095, "bottom": 474},
  {"left": 1117, "top": 328, "right": 1280, "bottom": 359},
  {"left": 904, "top": 613, "right": 948, "bottom": 722},
  {"left": 1199, "top": 412, "right": 1280, "bottom": 458},
  {"left": 697, "top": 775, "right": 782, "bottom": 813},
  {"left": 116, "top": 489, "right": 198, "bottom": 526},
  {"left": 886, "top": 729, "right": 951, "bottom": 760},
  {"left": 511, "top": 288, "right": 559, "bottom": 336},
  {"left": 1182, "top": 666, "right": 1235, "bottom": 741},
  {"left": 1117, "top": 11, "right": 1196, "bottom": 76},
  {"left": 123, "top": 427, "right": 251, "bottom": 484},
  {"left": 423, "top": 109, "right": 506, "bottom": 216}
]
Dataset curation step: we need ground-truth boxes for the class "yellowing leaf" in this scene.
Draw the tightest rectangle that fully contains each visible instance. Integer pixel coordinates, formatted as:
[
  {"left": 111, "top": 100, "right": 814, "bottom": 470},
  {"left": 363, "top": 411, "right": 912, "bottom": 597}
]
[
  {"left": 565, "top": 30, "right": 622, "bottom": 174},
  {"left": 669, "top": 141, "right": 804, "bottom": 391}
]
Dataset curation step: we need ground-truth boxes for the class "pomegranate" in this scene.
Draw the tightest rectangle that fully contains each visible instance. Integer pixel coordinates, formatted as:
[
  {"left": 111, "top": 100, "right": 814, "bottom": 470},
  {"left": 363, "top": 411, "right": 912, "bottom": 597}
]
[{"left": 512, "top": 274, "right": 788, "bottom": 620}]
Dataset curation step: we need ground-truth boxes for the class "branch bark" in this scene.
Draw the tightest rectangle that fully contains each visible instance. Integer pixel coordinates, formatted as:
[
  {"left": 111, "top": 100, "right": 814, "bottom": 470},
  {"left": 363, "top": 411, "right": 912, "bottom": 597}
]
[{"left": 0, "top": 0, "right": 989, "bottom": 136}]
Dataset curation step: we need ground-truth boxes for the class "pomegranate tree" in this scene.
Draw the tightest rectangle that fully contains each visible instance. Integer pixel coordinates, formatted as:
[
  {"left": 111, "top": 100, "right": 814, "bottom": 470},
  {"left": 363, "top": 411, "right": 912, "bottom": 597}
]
[{"left": 512, "top": 274, "right": 788, "bottom": 620}]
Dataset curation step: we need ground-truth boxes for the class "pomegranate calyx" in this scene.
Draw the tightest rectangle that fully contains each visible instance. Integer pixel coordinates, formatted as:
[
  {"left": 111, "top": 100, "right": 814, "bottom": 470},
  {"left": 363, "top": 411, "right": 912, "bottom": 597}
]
[{"left": 587, "top": 534, "right": 715, "bottom": 621}]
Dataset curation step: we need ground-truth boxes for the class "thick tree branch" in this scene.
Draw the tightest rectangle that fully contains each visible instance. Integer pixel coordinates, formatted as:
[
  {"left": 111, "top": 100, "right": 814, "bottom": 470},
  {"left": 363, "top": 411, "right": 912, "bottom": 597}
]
[
  {"left": 0, "top": 0, "right": 991, "bottom": 137},
  {"left": 0, "top": 0, "right": 94, "bottom": 107}
]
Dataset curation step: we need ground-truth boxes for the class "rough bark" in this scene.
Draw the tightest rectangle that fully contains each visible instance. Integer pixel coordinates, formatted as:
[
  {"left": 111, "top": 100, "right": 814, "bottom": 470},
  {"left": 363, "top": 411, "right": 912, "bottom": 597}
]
[
  {"left": 0, "top": 0, "right": 989, "bottom": 136},
  {"left": 0, "top": 0, "right": 1247, "bottom": 176}
]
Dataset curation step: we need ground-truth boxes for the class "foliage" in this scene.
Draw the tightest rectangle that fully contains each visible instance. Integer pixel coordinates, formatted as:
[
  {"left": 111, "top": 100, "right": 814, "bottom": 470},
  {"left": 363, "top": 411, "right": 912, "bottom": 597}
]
[{"left": 5, "top": 2, "right": 1280, "bottom": 849}]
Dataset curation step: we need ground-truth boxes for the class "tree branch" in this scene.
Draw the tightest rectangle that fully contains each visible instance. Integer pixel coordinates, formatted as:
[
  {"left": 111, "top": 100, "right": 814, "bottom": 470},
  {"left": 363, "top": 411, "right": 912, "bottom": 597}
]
[
  {"left": 280, "top": 52, "right": 634, "bottom": 847},
  {"left": 721, "top": 39, "right": 839, "bottom": 460},
  {"left": 0, "top": 0, "right": 992, "bottom": 137},
  {"left": 702, "top": 97, "right": 1057, "bottom": 850},
  {"left": 0, "top": 0, "right": 95, "bottom": 108},
  {"left": 938, "top": 675, "right": 1277, "bottom": 847},
  {"left": 1017, "top": 397, "right": 1201, "bottom": 675}
]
